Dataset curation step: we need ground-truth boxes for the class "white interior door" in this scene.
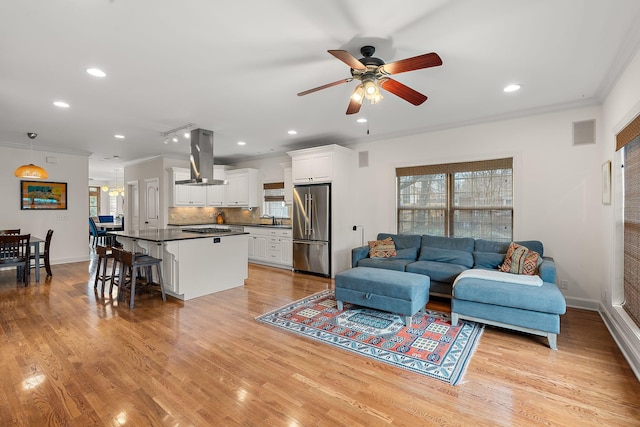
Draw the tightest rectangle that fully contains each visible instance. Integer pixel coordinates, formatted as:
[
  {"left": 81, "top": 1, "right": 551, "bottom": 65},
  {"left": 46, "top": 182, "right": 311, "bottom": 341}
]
[
  {"left": 127, "top": 180, "right": 140, "bottom": 232},
  {"left": 144, "top": 177, "right": 160, "bottom": 230}
]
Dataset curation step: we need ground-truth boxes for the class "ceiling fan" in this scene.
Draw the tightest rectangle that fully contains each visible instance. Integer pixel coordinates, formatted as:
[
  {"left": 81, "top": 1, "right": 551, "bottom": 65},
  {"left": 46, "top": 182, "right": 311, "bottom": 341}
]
[{"left": 297, "top": 46, "right": 442, "bottom": 115}]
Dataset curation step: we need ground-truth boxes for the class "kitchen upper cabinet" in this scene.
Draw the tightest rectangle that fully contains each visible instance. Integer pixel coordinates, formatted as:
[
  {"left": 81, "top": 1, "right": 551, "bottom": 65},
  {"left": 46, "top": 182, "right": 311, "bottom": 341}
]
[
  {"left": 225, "top": 168, "right": 259, "bottom": 207},
  {"left": 288, "top": 144, "right": 352, "bottom": 184},
  {"left": 169, "top": 168, "right": 206, "bottom": 207},
  {"left": 284, "top": 167, "right": 293, "bottom": 204},
  {"left": 206, "top": 165, "right": 227, "bottom": 207}
]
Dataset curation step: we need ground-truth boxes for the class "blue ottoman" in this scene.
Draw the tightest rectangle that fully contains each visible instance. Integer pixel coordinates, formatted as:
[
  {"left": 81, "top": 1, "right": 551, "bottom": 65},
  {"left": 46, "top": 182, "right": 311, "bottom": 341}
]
[{"left": 335, "top": 267, "right": 430, "bottom": 326}]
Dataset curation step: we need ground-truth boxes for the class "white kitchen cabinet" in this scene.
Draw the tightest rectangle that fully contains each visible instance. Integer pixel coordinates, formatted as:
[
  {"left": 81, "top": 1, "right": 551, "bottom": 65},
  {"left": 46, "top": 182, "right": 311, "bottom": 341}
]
[
  {"left": 225, "top": 168, "right": 259, "bottom": 207},
  {"left": 288, "top": 144, "right": 351, "bottom": 184},
  {"left": 206, "top": 165, "right": 227, "bottom": 207},
  {"left": 169, "top": 168, "right": 206, "bottom": 207},
  {"left": 284, "top": 167, "right": 293, "bottom": 204},
  {"left": 280, "top": 237, "right": 292, "bottom": 265},
  {"left": 245, "top": 226, "right": 292, "bottom": 269}
]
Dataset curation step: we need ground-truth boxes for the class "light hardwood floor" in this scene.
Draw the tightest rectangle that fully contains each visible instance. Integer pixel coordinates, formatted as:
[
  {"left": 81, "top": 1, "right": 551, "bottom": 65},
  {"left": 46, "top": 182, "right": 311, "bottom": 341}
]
[{"left": 0, "top": 259, "right": 639, "bottom": 426}]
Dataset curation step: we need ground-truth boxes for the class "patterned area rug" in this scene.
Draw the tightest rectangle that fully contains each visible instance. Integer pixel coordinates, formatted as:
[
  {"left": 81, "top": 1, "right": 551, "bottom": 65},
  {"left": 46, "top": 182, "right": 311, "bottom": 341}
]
[{"left": 256, "top": 290, "right": 483, "bottom": 385}]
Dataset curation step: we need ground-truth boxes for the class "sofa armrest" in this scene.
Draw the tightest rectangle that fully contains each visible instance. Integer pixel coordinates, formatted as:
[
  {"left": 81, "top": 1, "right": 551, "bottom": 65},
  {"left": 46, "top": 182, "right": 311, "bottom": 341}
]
[
  {"left": 352, "top": 246, "right": 369, "bottom": 267},
  {"left": 539, "top": 256, "right": 556, "bottom": 284}
]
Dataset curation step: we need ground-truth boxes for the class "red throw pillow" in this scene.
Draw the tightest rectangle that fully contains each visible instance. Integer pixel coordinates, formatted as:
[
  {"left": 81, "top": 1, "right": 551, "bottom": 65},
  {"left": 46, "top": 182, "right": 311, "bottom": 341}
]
[{"left": 499, "top": 242, "right": 539, "bottom": 275}]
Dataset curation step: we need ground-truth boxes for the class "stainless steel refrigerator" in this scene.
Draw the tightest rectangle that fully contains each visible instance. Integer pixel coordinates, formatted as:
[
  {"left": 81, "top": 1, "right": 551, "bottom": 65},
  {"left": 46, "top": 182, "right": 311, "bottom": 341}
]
[{"left": 292, "top": 183, "right": 331, "bottom": 277}]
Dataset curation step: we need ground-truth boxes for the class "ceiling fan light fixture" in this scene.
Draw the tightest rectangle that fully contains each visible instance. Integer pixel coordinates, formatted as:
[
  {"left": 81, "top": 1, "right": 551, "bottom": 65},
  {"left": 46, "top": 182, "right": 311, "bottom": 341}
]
[
  {"left": 351, "top": 84, "right": 364, "bottom": 102},
  {"left": 363, "top": 79, "right": 381, "bottom": 101}
]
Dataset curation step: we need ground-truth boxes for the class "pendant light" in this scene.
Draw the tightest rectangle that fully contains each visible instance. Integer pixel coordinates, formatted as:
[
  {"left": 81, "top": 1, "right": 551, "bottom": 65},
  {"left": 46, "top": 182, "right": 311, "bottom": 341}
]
[{"left": 14, "top": 132, "right": 48, "bottom": 179}]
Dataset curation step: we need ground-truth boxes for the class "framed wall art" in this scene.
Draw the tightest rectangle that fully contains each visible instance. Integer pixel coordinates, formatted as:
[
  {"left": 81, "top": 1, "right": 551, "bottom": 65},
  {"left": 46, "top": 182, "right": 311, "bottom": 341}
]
[
  {"left": 20, "top": 180, "right": 68, "bottom": 210},
  {"left": 601, "top": 161, "right": 612, "bottom": 205}
]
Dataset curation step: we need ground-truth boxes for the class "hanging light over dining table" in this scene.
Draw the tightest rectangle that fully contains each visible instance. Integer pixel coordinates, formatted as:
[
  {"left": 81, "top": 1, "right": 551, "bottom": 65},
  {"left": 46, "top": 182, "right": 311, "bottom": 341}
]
[{"left": 14, "top": 132, "right": 48, "bottom": 179}]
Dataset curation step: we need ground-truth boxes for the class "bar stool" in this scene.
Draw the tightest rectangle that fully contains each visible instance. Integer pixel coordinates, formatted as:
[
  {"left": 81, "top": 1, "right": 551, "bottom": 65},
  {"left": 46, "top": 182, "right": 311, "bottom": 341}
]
[
  {"left": 94, "top": 245, "right": 114, "bottom": 295},
  {"left": 116, "top": 248, "right": 166, "bottom": 309}
]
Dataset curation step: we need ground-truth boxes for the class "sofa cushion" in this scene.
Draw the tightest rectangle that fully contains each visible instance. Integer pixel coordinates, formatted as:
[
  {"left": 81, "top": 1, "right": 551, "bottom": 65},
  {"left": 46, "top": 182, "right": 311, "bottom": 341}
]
[
  {"left": 473, "top": 251, "right": 506, "bottom": 269},
  {"left": 418, "top": 246, "right": 474, "bottom": 268},
  {"left": 377, "top": 233, "right": 421, "bottom": 250},
  {"left": 474, "top": 238, "right": 544, "bottom": 257},
  {"left": 499, "top": 242, "right": 539, "bottom": 275},
  {"left": 395, "top": 247, "right": 418, "bottom": 260},
  {"left": 357, "top": 257, "right": 414, "bottom": 271},
  {"left": 368, "top": 237, "right": 396, "bottom": 258},
  {"left": 422, "top": 234, "right": 475, "bottom": 252},
  {"left": 406, "top": 260, "right": 467, "bottom": 283}
]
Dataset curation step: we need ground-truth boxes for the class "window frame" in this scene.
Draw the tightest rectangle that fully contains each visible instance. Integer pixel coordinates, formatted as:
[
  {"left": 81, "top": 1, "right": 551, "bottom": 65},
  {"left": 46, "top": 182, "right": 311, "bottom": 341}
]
[{"left": 396, "top": 158, "right": 513, "bottom": 241}]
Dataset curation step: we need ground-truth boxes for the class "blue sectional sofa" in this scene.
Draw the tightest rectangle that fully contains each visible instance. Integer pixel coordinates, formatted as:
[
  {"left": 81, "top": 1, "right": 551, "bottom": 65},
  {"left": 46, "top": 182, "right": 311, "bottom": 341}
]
[
  {"left": 352, "top": 233, "right": 556, "bottom": 297},
  {"left": 351, "top": 233, "right": 567, "bottom": 348}
]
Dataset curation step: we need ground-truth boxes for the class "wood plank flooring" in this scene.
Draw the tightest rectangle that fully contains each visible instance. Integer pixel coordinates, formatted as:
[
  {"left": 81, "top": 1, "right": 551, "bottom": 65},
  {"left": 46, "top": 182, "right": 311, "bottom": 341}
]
[{"left": 0, "top": 259, "right": 639, "bottom": 426}]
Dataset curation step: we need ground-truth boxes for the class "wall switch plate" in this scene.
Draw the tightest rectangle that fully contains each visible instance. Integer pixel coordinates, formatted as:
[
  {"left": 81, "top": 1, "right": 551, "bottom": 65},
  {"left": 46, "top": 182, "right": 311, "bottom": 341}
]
[{"left": 560, "top": 280, "right": 569, "bottom": 290}]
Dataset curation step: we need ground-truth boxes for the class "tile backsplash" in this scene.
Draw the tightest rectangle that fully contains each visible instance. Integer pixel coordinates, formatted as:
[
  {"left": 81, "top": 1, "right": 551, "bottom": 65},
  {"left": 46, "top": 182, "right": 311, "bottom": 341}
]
[{"left": 168, "top": 207, "right": 291, "bottom": 226}]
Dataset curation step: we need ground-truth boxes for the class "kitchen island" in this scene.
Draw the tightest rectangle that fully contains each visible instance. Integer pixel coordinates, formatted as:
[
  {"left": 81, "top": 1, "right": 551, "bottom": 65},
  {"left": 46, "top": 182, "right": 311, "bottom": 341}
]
[{"left": 108, "top": 228, "right": 249, "bottom": 301}]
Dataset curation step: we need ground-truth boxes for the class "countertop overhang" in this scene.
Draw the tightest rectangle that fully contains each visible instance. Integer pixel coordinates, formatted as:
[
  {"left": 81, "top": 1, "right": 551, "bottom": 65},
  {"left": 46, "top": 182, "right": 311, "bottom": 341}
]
[{"left": 108, "top": 229, "right": 248, "bottom": 243}]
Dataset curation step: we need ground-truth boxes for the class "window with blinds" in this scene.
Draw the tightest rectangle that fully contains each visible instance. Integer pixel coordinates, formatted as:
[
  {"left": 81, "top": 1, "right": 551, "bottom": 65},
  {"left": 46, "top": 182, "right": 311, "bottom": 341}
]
[
  {"left": 619, "top": 113, "right": 640, "bottom": 328},
  {"left": 263, "top": 182, "right": 289, "bottom": 218},
  {"left": 396, "top": 158, "right": 513, "bottom": 241}
]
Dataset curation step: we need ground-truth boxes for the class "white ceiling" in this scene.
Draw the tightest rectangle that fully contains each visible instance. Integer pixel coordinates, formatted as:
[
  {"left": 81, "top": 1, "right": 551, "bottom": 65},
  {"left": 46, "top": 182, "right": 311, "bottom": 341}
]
[{"left": 2, "top": 0, "right": 640, "bottom": 181}]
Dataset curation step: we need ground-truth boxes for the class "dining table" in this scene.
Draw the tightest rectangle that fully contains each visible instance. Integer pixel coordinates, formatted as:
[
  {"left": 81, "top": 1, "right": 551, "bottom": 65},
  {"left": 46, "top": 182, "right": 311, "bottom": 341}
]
[{"left": 97, "top": 222, "right": 123, "bottom": 231}]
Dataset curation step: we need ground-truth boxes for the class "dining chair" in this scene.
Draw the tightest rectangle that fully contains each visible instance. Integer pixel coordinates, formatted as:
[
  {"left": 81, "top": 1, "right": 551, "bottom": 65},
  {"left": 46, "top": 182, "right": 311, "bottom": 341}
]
[
  {"left": 30, "top": 229, "right": 54, "bottom": 277},
  {"left": 0, "top": 229, "right": 21, "bottom": 235},
  {"left": 0, "top": 234, "right": 31, "bottom": 285},
  {"left": 89, "top": 217, "right": 109, "bottom": 247}
]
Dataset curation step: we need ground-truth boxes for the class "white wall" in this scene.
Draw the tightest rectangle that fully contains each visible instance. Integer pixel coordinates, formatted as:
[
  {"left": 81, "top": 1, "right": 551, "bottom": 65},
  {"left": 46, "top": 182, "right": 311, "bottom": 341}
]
[
  {"left": 600, "top": 46, "right": 640, "bottom": 379},
  {"left": 0, "top": 146, "right": 90, "bottom": 264},
  {"left": 240, "top": 106, "right": 604, "bottom": 302}
]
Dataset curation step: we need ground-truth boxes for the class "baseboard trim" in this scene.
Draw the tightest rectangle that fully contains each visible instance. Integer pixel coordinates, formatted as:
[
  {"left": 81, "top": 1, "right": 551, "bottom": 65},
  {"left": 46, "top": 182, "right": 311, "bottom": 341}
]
[
  {"left": 599, "top": 303, "right": 640, "bottom": 381},
  {"left": 565, "top": 296, "right": 600, "bottom": 311}
]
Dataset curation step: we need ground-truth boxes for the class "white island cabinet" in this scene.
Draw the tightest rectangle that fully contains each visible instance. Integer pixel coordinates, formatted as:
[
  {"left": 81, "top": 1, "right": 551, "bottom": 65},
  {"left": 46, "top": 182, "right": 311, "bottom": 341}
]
[{"left": 109, "top": 229, "right": 248, "bottom": 301}]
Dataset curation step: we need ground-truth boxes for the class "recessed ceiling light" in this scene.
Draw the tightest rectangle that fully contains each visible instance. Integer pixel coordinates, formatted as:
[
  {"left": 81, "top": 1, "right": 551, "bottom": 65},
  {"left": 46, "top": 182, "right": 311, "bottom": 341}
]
[
  {"left": 184, "top": 132, "right": 190, "bottom": 138},
  {"left": 287, "top": 130, "right": 297, "bottom": 135},
  {"left": 86, "top": 68, "right": 106, "bottom": 77},
  {"left": 237, "top": 141, "right": 246, "bottom": 146},
  {"left": 114, "top": 134, "right": 125, "bottom": 139},
  {"left": 503, "top": 84, "right": 521, "bottom": 93},
  {"left": 172, "top": 136, "right": 179, "bottom": 143},
  {"left": 357, "top": 118, "right": 367, "bottom": 123},
  {"left": 53, "top": 101, "right": 70, "bottom": 108}
]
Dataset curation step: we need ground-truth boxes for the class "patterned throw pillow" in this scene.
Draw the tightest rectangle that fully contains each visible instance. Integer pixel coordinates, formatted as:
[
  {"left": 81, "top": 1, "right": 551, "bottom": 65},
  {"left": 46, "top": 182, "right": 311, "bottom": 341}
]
[
  {"left": 498, "top": 242, "right": 539, "bottom": 275},
  {"left": 368, "top": 237, "right": 397, "bottom": 258}
]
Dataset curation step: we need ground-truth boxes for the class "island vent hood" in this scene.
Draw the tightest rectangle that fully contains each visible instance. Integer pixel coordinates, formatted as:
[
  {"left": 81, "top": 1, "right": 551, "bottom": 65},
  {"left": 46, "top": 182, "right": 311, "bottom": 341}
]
[{"left": 175, "top": 128, "right": 228, "bottom": 186}]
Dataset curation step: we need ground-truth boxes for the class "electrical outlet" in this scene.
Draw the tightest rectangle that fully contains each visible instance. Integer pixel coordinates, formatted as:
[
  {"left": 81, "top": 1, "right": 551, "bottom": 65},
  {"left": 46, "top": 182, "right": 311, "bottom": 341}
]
[{"left": 560, "top": 280, "right": 569, "bottom": 290}]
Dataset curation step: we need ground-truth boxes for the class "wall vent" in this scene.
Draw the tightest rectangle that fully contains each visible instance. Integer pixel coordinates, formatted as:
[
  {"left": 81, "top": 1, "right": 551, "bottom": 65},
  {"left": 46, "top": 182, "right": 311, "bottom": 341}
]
[
  {"left": 358, "top": 151, "right": 369, "bottom": 168},
  {"left": 573, "top": 119, "right": 596, "bottom": 145}
]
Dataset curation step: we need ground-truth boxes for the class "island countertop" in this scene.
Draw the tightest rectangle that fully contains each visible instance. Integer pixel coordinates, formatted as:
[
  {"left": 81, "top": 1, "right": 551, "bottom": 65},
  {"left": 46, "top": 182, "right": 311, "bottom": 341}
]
[{"left": 108, "top": 228, "right": 248, "bottom": 243}]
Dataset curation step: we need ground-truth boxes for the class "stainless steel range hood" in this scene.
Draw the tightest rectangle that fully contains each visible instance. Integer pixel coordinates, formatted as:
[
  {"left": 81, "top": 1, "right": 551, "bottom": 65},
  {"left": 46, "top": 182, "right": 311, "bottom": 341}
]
[{"left": 175, "top": 128, "right": 228, "bottom": 186}]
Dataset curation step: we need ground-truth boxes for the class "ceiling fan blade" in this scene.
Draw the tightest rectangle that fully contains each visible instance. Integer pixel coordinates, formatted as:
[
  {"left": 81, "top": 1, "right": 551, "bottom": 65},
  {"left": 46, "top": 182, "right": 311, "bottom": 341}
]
[
  {"left": 328, "top": 50, "right": 367, "bottom": 70},
  {"left": 297, "top": 78, "right": 352, "bottom": 96},
  {"left": 378, "top": 78, "right": 428, "bottom": 106},
  {"left": 346, "top": 92, "right": 363, "bottom": 115},
  {"left": 380, "top": 52, "right": 442, "bottom": 75}
]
